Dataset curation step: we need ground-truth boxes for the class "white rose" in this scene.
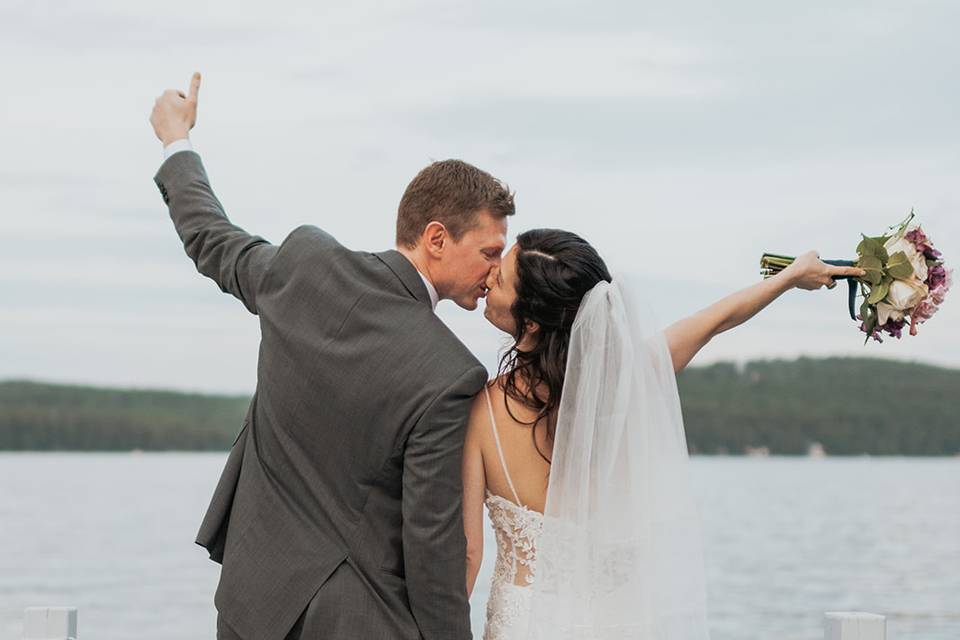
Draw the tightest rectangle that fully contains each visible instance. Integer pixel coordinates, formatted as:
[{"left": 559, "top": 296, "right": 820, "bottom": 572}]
[
  {"left": 884, "top": 233, "right": 928, "bottom": 281},
  {"left": 876, "top": 302, "right": 905, "bottom": 325},
  {"left": 912, "top": 254, "right": 928, "bottom": 282},
  {"left": 884, "top": 278, "right": 928, "bottom": 311},
  {"left": 884, "top": 234, "right": 917, "bottom": 259},
  {"left": 912, "top": 248, "right": 929, "bottom": 282}
]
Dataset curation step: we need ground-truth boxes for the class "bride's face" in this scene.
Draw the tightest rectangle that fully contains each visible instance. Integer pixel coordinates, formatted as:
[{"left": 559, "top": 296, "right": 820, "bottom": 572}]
[{"left": 483, "top": 243, "right": 520, "bottom": 335}]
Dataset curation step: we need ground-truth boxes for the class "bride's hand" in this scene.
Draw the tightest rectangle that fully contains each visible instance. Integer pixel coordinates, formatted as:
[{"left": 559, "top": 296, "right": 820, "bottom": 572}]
[{"left": 782, "top": 250, "right": 865, "bottom": 291}]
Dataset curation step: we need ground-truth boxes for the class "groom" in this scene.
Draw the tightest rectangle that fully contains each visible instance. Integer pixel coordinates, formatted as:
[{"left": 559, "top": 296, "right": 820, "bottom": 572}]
[{"left": 150, "top": 73, "right": 513, "bottom": 640}]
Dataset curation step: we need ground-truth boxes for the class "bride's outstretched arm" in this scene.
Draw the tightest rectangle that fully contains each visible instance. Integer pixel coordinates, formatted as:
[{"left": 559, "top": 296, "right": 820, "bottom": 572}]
[
  {"left": 664, "top": 251, "right": 865, "bottom": 374},
  {"left": 462, "top": 392, "right": 489, "bottom": 598}
]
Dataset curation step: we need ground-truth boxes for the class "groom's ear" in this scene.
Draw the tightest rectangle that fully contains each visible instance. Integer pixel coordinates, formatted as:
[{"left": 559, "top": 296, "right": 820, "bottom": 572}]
[{"left": 422, "top": 221, "right": 449, "bottom": 258}]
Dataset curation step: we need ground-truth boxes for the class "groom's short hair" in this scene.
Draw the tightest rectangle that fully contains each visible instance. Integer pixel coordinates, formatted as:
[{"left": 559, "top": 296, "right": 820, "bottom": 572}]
[{"left": 396, "top": 159, "right": 514, "bottom": 249}]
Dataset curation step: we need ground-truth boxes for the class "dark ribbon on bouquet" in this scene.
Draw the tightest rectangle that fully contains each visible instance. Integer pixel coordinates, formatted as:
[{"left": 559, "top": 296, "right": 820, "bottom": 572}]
[{"left": 823, "top": 259, "right": 859, "bottom": 321}]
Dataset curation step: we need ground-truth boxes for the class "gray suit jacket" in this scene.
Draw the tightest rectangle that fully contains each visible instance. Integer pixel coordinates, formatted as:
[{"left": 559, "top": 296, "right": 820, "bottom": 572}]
[{"left": 154, "top": 152, "right": 486, "bottom": 640}]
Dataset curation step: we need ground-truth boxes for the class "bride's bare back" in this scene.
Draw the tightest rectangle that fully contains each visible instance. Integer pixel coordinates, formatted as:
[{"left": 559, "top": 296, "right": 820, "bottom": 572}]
[
  {"left": 478, "top": 381, "right": 552, "bottom": 512},
  {"left": 462, "top": 378, "right": 552, "bottom": 596}
]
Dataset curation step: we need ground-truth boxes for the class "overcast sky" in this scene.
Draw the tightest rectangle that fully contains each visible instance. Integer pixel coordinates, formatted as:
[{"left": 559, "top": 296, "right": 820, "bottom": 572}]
[{"left": 2, "top": 0, "right": 958, "bottom": 394}]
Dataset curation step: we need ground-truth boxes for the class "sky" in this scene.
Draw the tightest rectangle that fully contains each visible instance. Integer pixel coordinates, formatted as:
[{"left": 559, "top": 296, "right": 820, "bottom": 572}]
[{"left": 2, "top": 0, "right": 958, "bottom": 394}]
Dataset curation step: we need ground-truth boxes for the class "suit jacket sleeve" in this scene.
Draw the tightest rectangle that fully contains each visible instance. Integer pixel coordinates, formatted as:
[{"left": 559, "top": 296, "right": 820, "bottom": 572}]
[
  {"left": 403, "top": 364, "right": 487, "bottom": 640},
  {"left": 154, "top": 151, "right": 277, "bottom": 314}
]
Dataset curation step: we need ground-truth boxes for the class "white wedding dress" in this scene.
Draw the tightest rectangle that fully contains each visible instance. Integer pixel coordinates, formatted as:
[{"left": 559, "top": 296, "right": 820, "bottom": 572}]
[
  {"left": 481, "top": 387, "right": 544, "bottom": 640},
  {"left": 478, "top": 279, "right": 711, "bottom": 640}
]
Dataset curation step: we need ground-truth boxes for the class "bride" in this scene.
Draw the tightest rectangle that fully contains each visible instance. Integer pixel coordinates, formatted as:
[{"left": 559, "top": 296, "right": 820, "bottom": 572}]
[{"left": 462, "top": 229, "right": 865, "bottom": 639}]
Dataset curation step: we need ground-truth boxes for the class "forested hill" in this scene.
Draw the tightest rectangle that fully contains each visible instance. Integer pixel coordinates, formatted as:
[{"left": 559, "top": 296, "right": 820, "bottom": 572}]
[
  {"left": 1, "top": 357, "right": 958, "bottom": 454},
  {"left": 677, "top": 357, "right": 959, "bottom": 455},
  {"left": 0, "top": 382, "right": 248, "bottom": 451}
]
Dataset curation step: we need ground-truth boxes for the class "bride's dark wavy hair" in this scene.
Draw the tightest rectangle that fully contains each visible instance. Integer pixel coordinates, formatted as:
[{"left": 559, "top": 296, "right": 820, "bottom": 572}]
[{"left": 497, "top": 228, "right": 612, "bottom": 463}]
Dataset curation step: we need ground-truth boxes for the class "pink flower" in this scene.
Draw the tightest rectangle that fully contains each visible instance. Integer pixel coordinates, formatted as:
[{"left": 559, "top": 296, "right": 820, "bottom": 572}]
[
  {"left": 905, "top": 226, "right": 942, "bottom": 260},
  {"left": 910, "top": 269, "right": 951, "bottom": 324},
  {"left": 911, "top": 298, "right": 938, "bottom": 324},
  {"left": 928, "top": 269, "right": 953, "bottom": 306},
  {"left": 905, "top": 226, "right": 929, "bottom": 246},
  {"left": 930, "top": 286, "right": 948, "bottom": 306},
  {"left": 928, "top": 264, "right": 947, "bottom": 288},
  {"left": 857, "top": 316, "right": 885, "bottom": 342},
  {"left": 881, "top": 318, "right": 906, "bottom": 339}
]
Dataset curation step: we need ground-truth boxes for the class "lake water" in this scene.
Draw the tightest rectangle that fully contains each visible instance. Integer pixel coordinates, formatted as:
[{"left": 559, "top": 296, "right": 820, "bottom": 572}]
[{"left": 1, "top": 454, "right": 957, "bottom": 639}]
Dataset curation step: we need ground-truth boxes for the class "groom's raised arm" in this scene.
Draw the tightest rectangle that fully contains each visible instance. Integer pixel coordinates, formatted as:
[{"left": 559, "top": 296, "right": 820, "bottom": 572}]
[
  {"left": 154, "top": 151, "right": 277, "bottom": 314},
  {"left": 402, "top": 364, "right": 487, "bottom": 640},
  {"left": 150, "top": 72, "right": 277, "bottom": 314}
]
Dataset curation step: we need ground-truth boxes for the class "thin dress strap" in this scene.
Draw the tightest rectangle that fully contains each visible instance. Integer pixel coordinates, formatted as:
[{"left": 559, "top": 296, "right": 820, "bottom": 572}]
[{"left": 484, "top": 385, "right": 523, "bottom": 507}]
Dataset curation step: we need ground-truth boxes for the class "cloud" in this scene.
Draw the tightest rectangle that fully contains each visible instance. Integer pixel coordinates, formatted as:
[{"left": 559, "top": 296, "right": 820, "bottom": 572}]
[{"left": 1, "top": 0, "right": 958, "bottom": 392}]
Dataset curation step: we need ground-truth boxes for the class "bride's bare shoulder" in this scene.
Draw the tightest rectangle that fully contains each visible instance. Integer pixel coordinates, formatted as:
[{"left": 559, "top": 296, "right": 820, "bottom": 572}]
[{"left": 465, "top": 379, "right": 498, "bottom": 442}]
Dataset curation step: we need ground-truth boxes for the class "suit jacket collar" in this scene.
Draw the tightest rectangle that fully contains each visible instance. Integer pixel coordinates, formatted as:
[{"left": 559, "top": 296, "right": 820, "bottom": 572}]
[{"left": 375, "top": 250, "right": 434, "bottom": 310}]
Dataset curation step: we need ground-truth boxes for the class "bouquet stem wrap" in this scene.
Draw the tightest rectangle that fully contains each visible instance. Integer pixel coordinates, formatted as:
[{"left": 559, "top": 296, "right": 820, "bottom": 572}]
[{"left": 760, "top": 254, "right": 859, "bottom": 320}]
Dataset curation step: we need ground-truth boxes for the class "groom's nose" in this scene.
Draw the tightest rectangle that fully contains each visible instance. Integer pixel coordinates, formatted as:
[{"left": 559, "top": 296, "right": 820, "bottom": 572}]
[{"left": 484, "top": 266, "right": 497, "bottom": 289}]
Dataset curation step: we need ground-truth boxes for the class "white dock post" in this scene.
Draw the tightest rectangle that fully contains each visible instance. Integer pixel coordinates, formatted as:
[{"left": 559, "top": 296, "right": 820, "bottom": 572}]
[
  {"left": 824, "top": 612, "right": 886, "bottom": 640},
  {"left": 23, "top": 607, "right": 77, "bottom": 640}
]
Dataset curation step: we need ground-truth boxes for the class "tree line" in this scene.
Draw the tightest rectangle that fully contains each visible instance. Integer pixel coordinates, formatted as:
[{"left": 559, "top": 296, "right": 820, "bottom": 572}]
[{"left": 1, "top": 357, "right": 957, "bottom": 455}]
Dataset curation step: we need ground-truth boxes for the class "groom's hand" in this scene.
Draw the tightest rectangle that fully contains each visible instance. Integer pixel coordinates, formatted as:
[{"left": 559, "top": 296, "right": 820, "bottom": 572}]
[{"left": 150, "top": 72, "right": 201, "bottom": 146}]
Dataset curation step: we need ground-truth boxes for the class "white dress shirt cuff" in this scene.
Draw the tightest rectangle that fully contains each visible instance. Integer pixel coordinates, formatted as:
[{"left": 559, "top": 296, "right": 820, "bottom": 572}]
[{"left": 162, "top": 138, "right": 193, "bottom": 161}]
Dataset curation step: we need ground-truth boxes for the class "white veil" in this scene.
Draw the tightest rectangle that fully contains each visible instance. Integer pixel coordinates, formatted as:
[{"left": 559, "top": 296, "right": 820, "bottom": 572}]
[{"left": 525, "top": 278, "right": 711, "bottom": 639}]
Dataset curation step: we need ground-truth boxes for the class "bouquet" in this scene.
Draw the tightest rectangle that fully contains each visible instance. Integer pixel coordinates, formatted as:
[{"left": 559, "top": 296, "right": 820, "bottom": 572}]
[{"left": 760, "top": 211, "right": 951, "bottom": 343}]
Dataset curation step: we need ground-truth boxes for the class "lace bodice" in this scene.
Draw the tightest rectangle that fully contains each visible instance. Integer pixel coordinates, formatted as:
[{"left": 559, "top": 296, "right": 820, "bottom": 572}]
[
  {"left": 485, "top": 490, "right": 544, "bottom": 587},
  {"left": 481, "top": 387, "right": 545, "bottom": 640}
]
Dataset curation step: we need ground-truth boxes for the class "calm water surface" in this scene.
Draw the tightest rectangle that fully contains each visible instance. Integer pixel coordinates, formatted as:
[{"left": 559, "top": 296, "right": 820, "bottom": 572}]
[{"left": 1, "top": 454, "right": 957, "bottom": 639}]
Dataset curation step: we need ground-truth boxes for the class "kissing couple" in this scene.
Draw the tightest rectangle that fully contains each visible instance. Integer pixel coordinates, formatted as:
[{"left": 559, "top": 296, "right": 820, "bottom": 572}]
[{"left": 150, "top": 73, "right": 864, "bottom": 640}]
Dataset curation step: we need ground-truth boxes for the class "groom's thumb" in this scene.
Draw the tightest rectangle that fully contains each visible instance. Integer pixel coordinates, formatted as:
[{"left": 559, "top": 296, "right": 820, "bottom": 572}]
[{"left": 188, "top": 71, "right": 201, "bottom": 102}]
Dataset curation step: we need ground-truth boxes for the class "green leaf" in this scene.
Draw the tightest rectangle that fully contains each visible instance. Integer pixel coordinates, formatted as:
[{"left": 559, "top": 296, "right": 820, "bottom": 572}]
[
  {"left": 867, "top": 279, "right": 890, "bottom": 305},
  {"left": 886, "top": 250, "right": 915, "bottom": 280},
  {"left": 859, "top": 295, "right": 881, "bottom": 342},
  {"left": 857, "top": 235, "right": 886, "bottom": 259},
  {"left": 858, "top": 255, "right": 884, "bottom": 285},
  {"left": 863, "top": 309, "right": 878, "bottom": 339},
  {"left": 871, "top": 239, "right": 890, "bottom": 262}
]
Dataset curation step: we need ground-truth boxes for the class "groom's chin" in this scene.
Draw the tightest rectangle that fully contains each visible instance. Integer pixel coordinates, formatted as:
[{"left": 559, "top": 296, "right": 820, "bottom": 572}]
[{"left": 456, "top": 297, "right": 480, "bottom": 311}]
